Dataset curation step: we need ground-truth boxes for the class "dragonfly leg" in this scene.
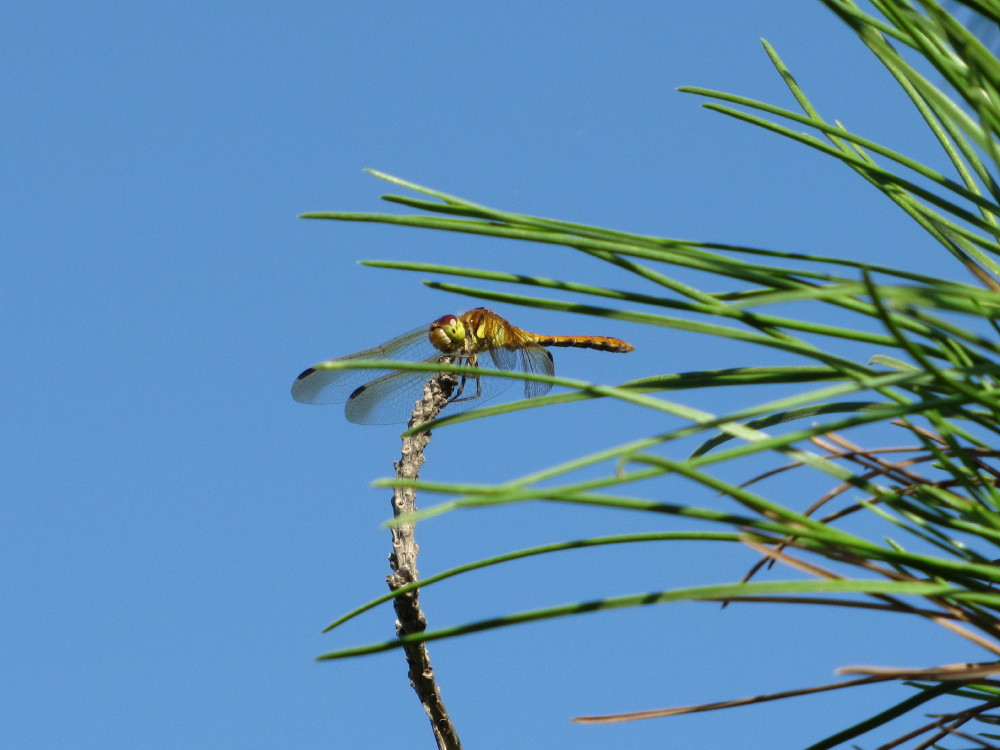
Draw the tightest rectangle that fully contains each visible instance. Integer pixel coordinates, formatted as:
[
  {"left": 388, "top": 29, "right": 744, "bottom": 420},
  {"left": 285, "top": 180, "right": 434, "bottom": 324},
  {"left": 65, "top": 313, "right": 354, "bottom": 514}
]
[
  {"left": 445, "top": 355, "right": 483, "bottom": 404},
  {"left": 448, "top": 375, "right": 482, "bottom": 404}
]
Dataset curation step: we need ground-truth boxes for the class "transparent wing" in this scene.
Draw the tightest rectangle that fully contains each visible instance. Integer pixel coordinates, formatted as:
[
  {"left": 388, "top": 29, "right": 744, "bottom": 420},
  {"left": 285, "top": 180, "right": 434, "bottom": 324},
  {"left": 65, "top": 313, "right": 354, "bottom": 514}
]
[
  {"left": 511, "top": 343, "right": 555, "bottom": 398},
  {"left": 478, "top": 314, "right": 554, "bottom": 400},
  {"left": 345, "top": 354, "right": 525, "bottom": 425},
  {"left": 475, "top": 343, "right": 553, "bottom": 401},
  {"left": 291, "top": 325, "right": 437, "bottom": 405},
  {"left": 343, "top": 357, "right": 447, "bottom": 424}
]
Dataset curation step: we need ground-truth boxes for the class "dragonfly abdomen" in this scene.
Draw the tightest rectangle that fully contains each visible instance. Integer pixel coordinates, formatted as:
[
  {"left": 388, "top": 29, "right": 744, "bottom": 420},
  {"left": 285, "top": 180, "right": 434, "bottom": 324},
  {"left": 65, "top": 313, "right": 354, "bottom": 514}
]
[{"left": 531, "top": 335, "right": 634, "bottom": 353}]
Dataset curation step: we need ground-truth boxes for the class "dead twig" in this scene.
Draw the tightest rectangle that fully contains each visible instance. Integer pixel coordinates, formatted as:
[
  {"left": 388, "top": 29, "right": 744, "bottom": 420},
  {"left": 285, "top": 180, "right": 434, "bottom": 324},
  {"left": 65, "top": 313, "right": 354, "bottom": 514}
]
[
  {"left": 387, "top": 368, "right": 463, "bottom": 750},
  {"left": 572, "top": 674, "right": 890, "bottom": 724}
]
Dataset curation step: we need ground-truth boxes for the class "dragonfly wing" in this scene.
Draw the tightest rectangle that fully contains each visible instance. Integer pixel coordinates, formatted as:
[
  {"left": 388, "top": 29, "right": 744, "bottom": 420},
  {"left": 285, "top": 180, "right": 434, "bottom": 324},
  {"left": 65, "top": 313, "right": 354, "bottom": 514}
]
[
  {"left": 344, "top": 360, "right": 447, "bottom": 424},
  {"left": 482, "top": 344, "right": 552, "bottom": 400},
  {"left": 291, "top": 325, "right": 436, "bottom": 405},
  {"left": 345, "top": 355, "right": 509, "bottom": 424},
  {"left": 517, "top": 344, "right": 555, "bottom": 398}
]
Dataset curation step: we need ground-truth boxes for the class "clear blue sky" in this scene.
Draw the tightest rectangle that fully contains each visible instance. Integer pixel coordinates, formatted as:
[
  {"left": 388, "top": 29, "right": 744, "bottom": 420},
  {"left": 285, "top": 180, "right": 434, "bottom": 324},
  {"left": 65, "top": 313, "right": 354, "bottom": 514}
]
[{"left": 4, "top": 2, "right": 975, "bottom": 748}]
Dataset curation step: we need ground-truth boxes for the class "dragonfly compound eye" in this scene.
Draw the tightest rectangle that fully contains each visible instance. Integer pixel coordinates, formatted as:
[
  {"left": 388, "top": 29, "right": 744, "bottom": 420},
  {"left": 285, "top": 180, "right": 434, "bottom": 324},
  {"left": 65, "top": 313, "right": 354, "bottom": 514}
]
[{"left": 428, "top": 314, "right": 465, "bottom": 353}]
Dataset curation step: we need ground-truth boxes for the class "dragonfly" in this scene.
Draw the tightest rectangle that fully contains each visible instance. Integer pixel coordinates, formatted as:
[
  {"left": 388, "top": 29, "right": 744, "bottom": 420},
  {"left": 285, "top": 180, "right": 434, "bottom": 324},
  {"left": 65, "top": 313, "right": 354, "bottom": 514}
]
[{"left": 291, "top": 307, "right": 634, "bottom": 424}]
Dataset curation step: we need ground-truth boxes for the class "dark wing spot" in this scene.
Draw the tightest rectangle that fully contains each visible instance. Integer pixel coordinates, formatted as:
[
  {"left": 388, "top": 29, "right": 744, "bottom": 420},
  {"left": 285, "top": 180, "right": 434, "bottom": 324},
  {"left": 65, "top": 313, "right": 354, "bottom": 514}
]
[
  {"left": 296, "top": 368, "right": 316, "bottom": 381},
  {"left": 348, "top": 383, "right": 369, "bottom": 401}
]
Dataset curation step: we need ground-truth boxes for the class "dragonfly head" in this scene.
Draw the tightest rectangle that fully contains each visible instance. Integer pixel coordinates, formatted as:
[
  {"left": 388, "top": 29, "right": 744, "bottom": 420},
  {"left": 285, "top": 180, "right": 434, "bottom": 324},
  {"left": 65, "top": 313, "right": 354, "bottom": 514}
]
[{"left": 428, "top": 314, "right": 466, "bottom": 353}]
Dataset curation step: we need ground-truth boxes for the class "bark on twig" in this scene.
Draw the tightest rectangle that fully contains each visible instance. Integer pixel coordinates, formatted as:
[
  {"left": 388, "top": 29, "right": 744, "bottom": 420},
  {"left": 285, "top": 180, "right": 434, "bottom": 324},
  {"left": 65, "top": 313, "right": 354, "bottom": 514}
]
[{"left": 387, "top": 369, "right": 462, "bottom": 750}]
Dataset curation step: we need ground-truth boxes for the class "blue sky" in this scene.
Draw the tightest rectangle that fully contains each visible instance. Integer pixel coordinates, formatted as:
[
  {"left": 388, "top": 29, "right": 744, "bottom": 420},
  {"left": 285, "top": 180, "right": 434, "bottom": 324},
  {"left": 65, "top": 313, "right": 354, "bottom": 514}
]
[{"left": 3, "top": 2, "right": 980, "bottom": 748}]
